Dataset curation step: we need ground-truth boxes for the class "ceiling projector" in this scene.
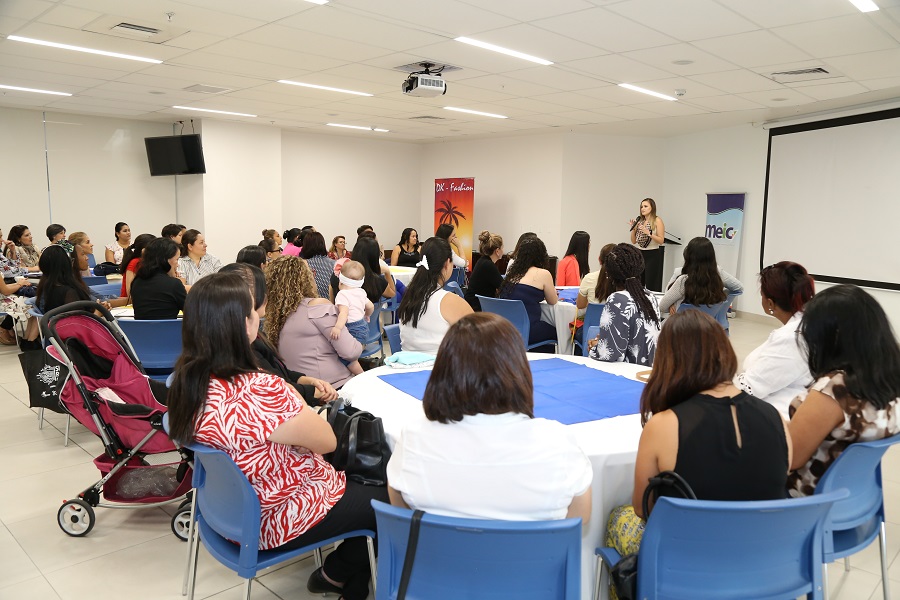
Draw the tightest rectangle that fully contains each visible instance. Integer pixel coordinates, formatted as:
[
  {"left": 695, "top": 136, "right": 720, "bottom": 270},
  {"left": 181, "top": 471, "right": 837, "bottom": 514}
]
[{"left": 402, "top": 73, "right": 446, "bottom": 97}]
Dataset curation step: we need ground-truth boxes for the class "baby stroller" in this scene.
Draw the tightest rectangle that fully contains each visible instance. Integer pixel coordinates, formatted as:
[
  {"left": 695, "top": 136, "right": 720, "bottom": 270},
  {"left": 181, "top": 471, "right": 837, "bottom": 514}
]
[{"left": 41, "top": 301, "right": 193, "bottom": 540}]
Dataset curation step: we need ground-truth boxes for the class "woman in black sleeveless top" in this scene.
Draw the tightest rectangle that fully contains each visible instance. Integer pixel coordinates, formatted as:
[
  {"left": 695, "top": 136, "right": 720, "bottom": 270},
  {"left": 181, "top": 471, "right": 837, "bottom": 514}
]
[{"left": 606, "top": 309, "right": 790, "bottom": 565}]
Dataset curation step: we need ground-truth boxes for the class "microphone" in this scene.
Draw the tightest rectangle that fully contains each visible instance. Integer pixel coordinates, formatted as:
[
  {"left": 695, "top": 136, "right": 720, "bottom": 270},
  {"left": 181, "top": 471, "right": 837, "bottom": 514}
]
[{"left": 629, "top": 216, "right": 642, "bottom": 231}]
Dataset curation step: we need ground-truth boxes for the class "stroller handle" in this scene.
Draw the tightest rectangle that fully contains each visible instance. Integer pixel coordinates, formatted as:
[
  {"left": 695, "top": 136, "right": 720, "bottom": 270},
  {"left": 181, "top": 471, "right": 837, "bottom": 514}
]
[{"left": 40, "top": 300, "right": 116, "bottom": 339}]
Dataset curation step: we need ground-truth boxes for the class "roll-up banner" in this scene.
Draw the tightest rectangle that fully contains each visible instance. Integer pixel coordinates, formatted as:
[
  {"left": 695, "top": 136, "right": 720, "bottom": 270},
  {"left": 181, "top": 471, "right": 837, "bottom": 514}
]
[
  {"left": 705, "top": 193, "right": 745, "bottom": 277},
  {"left": 434, "top": 178, "right": 474, "bottom": 268}
]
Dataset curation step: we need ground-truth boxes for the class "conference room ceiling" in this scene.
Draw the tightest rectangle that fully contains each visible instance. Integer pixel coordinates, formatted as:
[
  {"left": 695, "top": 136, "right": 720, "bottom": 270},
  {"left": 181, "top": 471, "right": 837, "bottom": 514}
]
[{"left": 2, "top": 0, "right": 900, "bottom": 142}]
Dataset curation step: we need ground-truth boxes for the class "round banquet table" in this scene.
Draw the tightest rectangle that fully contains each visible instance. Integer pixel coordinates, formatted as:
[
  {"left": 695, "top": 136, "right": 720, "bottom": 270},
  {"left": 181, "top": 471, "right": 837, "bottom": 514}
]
[
  {"left": 340, "top": 352, "right": 644, "bottom": 599},
  {"left": 389, "top": 265, "right": 416, "bottom": 286}
]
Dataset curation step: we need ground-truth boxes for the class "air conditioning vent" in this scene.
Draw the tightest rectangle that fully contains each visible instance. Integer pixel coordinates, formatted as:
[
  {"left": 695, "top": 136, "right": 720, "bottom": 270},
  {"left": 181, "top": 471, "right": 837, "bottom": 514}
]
[
  {"left": 183, "top": 84, "right": 232, "bottom": 95},
  {"left": 409, "top": 116, "right": 449, "bottom": 120},
  {"left": 83, "top": 15, "right": 187, "bottom": 44},
  {"left": 768, "top": 67, "right": 837, "bottom": 84},
  {"left": 112, "top": 22, "right": 160, "bottom": 37}
]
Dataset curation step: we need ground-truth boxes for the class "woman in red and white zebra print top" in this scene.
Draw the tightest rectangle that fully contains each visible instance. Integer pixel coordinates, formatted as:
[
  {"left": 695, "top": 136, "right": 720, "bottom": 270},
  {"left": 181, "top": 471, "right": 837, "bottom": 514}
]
[{"left": 167, "top": 272, "right": 387, "bottom": 600}]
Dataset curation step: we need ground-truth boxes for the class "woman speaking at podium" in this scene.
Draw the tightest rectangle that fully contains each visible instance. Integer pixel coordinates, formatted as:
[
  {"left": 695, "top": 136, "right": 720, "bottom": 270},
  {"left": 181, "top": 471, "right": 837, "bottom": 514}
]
[{"left": 629, "top": 197, "right": 665, "bottom": 292}]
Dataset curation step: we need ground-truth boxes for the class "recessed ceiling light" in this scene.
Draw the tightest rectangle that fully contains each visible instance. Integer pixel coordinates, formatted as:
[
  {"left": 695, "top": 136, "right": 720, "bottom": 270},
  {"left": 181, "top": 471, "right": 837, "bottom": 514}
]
[
  {"left": 0, "top": 83, "right": 71, "bottom": 96},
  {"left": 277, "top": 80, "right": 373, "bottom": 97},
  {"left": 7, "top": 35, "right": 162, "bottom": 64},
  {"left": 326, "top": 123, "right": 389, "bottom": 132},
  {"left": 618, "top": 83, "right": 678, "bottom": 101},
  {"left": 847, "top": 0, "right": 879, "bottom": 12},
  {"left": 672, "top": 59, "right": 694, "bottom": 66},
  {"left": 444, "top": 106, "right": 508, "bottom": 119},
  {"left": 771, "top": 97, "right": 788, "bottom": 102},
  {"left": 173, "top": 106, "right": 256, "bottom": 117},
  {"left": 454, "top": 37, "right": 553, "bottom": 66}
]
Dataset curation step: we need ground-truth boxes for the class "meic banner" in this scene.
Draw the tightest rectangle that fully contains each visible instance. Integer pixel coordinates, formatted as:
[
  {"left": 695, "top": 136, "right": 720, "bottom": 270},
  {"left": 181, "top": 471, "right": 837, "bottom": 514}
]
[
  {"left": 706, "top": 192, "right": 745, "bottom": 278},
  {"left": 434, "top": 178, "right": 474, "bottom": 268}
]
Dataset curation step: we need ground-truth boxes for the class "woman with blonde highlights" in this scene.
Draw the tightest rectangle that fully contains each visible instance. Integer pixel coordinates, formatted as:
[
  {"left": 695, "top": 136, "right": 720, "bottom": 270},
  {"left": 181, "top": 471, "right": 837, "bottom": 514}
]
[{"left": 265, "top": 256, "right": 362, "bottom": 388}]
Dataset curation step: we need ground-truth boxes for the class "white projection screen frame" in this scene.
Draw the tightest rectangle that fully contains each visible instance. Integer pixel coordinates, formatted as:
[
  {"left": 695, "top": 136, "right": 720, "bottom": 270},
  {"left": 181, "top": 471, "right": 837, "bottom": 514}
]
[{"left": 762, "top": 108, "right": 900, "bottom": 291}]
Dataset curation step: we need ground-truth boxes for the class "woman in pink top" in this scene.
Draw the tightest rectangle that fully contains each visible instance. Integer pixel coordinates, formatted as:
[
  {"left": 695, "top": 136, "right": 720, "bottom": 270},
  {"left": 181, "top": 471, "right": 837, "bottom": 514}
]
[
  {"left": 264, "top": 255, "right": 362, "bottom": 388},
  {"left": 556, "top": 230, "right": 590, "bottom": 287},
  {"left": 282, "top": 228, "right": 302, "bottom": 257}
]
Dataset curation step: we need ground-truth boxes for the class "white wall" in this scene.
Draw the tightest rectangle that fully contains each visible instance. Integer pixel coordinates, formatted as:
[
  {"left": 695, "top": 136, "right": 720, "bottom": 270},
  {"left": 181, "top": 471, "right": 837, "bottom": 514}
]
[
  {"left": 0, "top": 108, "right": 50, "bottom": 233},
  {"left": 281, "top": 131, "right": 421, "bottom": 253}
]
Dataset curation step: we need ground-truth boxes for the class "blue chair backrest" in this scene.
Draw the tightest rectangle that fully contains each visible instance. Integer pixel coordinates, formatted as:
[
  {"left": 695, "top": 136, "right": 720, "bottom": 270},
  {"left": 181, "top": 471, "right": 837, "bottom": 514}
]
[
  {"left": 677, "top": 292, "right": 740, "bottom": 332},
  {"left": 116, "top": 319, "right": 183, "bottom": 370},
  {"left": 83, "top": 275, "right": 108, "bottom": 286},
  {"left": 477, "top": 295, "right": 531, "bottom": 347},
  {"left": 87, "top": 253, "right": 97, "bottom": 269},
  {"left": 637, "top": 490, "right": 848, "bottom": 599},
  {"left": 384, "top": 323, "right": 401, "bottom": 353},
  {"left": 364, "top": 300, "right": 384, "bottom": 345},
  {"left": 90, "top": 282, "right": 122, "bottom": 298},
  {"left": 371, "top": 500, "right": 581, "bottom": 600},
  {"left": 582, "top": 302, "right": 604, "bottom": 329},
  {"left": 583, "top": 326, "right": 599, "bottom": 357},
  {"left": 443, "top": 281, "right": 464, "bottom": 298},
  {"left": 448, "top": 266, "right": 466, "bottom": 288}
]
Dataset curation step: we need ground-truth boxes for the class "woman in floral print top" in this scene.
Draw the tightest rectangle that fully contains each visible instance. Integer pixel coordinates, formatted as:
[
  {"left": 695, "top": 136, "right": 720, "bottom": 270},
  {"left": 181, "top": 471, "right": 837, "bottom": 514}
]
[
  {"left": 788, "top": 284, "right": 900, "bottom": 497},
  {"left": 588, "top": 243, "right": 661, "bottom": 365}
]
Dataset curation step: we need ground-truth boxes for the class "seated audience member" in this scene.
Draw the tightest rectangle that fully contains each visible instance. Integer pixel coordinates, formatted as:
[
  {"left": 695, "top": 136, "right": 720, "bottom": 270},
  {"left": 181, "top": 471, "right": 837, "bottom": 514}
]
[
  {"left": 329, "top": 236, "right": 395, "bottom": 303},
  {"left": 299, "top": 225, "right": 316, "bottom": 248},
  {"left": 499, "top": 236, "right": 558, "bottom": 349},
  {"left": 464, "top": 230, "right": 504, "bottom": 311},
  {"left": 658, "top": 237, "right": 743, "bottom": 315},
  {"left": 35, "top": 243, "right": 93, "bottom": 313},
  {"left": 587, "top": 244, "right": 660, "bottom": 364},
  {"left": 506, "top": 231, "right": 536, "bottom": 273},
  {"left": 556, "top": 231, "right": 591, "bottom": 287},
  {"left": 106, "top": 222, "right": 131, "bottom": 265},
  {"left": 390, "top": 228, "right": 421, "bottom": 267},
  {"left": 357, "top": 224, "right": 374, "bottom": 236},
  {"left": 166, "top": 272, "right": 386, "bottom": 600},
  {"left": 5, "top": 225, "right": 41, "bottom": 270},
  {"left": 221, "top": 263, "right": 338, "bottom": 406},
  {"left": 161, "top": 223, "right": 186, "bottom": 244},
  {"left": 300, "top": 232, "right": 336, "bottom": 299},
  {"left": 398, "top": 238, "right": 473, "bottom": 354},
  {"left": 0, "top": 227, "right": 39, "bottom": 346},
  {"left": 435, "top": 223, "right": 468, "bottom": 268},
  {"left": 68, "top": 232, "right": 95, "bottom": 276},
  {"left": 735, "top": 262, "right": 815, "bottom": 418},
  {"left": 387, "top": 313, "right": 592, "bottom": 524},
  {"left": 788, "top": 284, "right": 900, "bottom": 497},
  {"left": 258, "top": 237, "right": 281, "bottom": 264},
  {"left": 328, "top": 235, "right": 350, "bottom": 260},
  {"left": 131, "top": 238, "right": 186, "bottom": 320},
  {"left": 236, "top": 245, "right": 266, "bottom": 271},
  {"left": 119, "top": 234, "right": 156, "bottom": 299},
  {"left": 46, "top": 224, "right": 66, "bottom": 244},
  {"left": 574, "top": 242, "right": 616, "bottom": 345},
  {"left": 332, "top": 260, "right": 374, "bottom": 345},
  {"left": 265, "top": 256, "right": 362, "bottom": 388},
  {"left": 282, "top": 228, "right": 302, "bottom": 257},
  {"left": 606, "top": 309, "right": 790, "bottom": 560},
  {"left": 178, "top": 229, "right": 223, "bottom": 286},
  {"left": 262, "top": 228, "right": 283, "bottom": 249}
]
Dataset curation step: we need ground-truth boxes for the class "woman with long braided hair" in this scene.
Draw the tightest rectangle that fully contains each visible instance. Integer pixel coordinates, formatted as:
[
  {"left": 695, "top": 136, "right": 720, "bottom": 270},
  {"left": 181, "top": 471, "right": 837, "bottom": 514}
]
[{"left": 587, "top": 243, "right": 661, "bottom": 365}]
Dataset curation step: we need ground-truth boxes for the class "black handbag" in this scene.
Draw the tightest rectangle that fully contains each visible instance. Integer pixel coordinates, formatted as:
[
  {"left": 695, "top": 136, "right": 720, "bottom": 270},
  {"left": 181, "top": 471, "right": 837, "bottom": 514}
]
[
  {"left": 318, "top": 397, "right": 391, "bottom": 486},
  {"left": 17, "top": 348, "right": 69, "bottom": 412},
  {"left": 92, "top": 262, "right": 120, "bottom": 276},
  {"left": 609, "top": 471, "right": 696, "bottom": 600}
]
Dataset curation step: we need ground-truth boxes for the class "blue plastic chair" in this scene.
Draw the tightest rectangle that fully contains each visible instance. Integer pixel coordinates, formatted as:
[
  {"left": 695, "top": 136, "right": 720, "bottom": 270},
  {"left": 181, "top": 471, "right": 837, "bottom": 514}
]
[
  {"left": 582, "top": 326, "right": 599, "bottom": 357},
  {"left": 594, "top": 490, "right": 849, "bottom": 600},
  {"left": 573, "top": 302, "right": 604, "bottom": 356},
  {"left": 87, "top": 253, "right": 97, "bottom": 269},
  {"left": 89, "top": 282, "right": 122, "bottom": 298},
  {"left": 372, "top": 500, "right": 580, "bottom": 600},
  {"left": 359, "top": 300, "right": 384, "bottom": 361},
  {"left": 677, "top": 292, "right": 742, "bottom": 335},
  {"left": 448, "top": 266, "right": 466, "bottom": 288},
  {"left": 477, "top": 295, "right": 556, "bottom": 352},
  {"left": 443, "top": 281, "right": 464, "bottom": 298},
  {"left": 116, "top": 318, "right": 182, "bottom": 381},
  {"left": 815, "top": 434, "right": 900, "bottom": 600},
  {"left": 382, "top": 293, "right": 401, "bottom": 325},
  {"left": 384, "top": 323, "right": 401, "bottom": 353},
  {"left": 184, "top": 438, "right": 376, "bottom": 600},
  {"left": 82, "top": 275, "right": 108, "bottom": 286}
]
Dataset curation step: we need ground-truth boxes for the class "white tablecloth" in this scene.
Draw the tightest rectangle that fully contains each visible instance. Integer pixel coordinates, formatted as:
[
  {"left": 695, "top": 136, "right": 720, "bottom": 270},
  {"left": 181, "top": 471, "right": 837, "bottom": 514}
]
[
  {"left": 340, "top": 353, "right": 643, "bottom": 599},
  {"left": 541, "top": 301, "right": 578, "bottom": 355},
  {"left": 389, "top": 266, "right": 416, "bottom": 286}
]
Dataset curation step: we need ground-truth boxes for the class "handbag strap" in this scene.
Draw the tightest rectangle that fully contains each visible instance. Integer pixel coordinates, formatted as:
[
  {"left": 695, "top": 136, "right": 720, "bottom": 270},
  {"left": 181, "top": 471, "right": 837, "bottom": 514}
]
[
  {"left": 397, "top": 510, "right": 424, "bottom": 600},
  {"left": 334, "top": 412, "right": 361, "bottom": 470},
  {"left": 641, "top": 470, "right": 697, "bottom": 518}
]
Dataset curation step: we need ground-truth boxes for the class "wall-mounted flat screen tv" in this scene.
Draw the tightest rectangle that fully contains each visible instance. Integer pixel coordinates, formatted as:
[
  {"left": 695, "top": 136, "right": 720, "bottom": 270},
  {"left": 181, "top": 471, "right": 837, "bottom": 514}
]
[{"left": 145, "top": 134, "right": 206, "bottom": 176}]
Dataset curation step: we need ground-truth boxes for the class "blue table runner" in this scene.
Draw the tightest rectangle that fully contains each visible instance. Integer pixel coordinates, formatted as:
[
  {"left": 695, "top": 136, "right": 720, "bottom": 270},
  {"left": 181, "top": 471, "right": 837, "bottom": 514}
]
[{"left": 377, "top": 358, "right": 643, "bottom": 425}]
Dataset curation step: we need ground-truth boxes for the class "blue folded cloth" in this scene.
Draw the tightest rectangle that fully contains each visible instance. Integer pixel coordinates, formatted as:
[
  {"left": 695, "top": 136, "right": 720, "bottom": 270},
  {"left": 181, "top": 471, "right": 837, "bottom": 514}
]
[{"left": 384, "top": 351, "right": 436, "bottom": 369}]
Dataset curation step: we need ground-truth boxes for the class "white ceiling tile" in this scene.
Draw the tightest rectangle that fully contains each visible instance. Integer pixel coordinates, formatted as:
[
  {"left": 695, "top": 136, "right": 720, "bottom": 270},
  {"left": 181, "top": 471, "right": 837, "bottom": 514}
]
[
  {"left": 457, "top": 0, "right": 595, "bottom": 22},
  {"left": 162, "top": 31, "right": 226, "bottom": 51},
  {"left": 0, "top": 51, "right": 132, "bottom": 80},
  {"left": 630, "top": 76, "right": 724, "bottom": 99},
  {"left": 334, "top": 0, "right": 515, "bottom": 37},
  {"left": 50, "top": 94, "right": 163, "bottom": 112},
  {"left": 0, "top": 40, "right": 155, "bottom": 73},
  {"left": 716, "top": 0, "right": 856, "bottom": 28},
  {"left": 0, "top": 95, "right": 58, "bottom": 109},
  {"left": 533, "top": 91, "right": 615, "bottom": 110},
  {"left": 37, "top": 5, "right": 103, "bottom": 28},
  {"left": 515, "top": 112, "right": 586, "bottom": 127},
  {"left": 200, "top": 39, "right": 345, "bottom": 73},
  {"left": 596, "top": 105, "right": 666, "bottom": 120},
  {"left": 553, "top": 109, "right": 622, "bottom": 123},
  {"left": 860, "top": 76, "right": 900, "bottom": 91},
  {"left": 738, "top": 88, "right": 815, "bottom": 107},
  {"left": 687, "top": 94, "right": 767, "bottom": 112},
  {"left": 504, "top": 66, "right": 604, "bottom": 92},
  {"left": 314, "top": 64, "right": 410, "bottom": 88},
  {"left": 772, "top": 15, "right": 898, "bottom": 58},
  {"left": 533, "top": 8, "right": 677, "bottom": 53},
  {"left": 278, "top": 9, "right": 446, "bottom": 52},
  {"left": 491, "top": 96, "right": 589, "bottom": 114},
  {"left": 168, "top": 52, "right": 303, "bottom": 82},
  {"left": 578, "top": 84, "right": 658, "bottom": 105},
  {"left": 12, "top": 22, "right": 189, "bottom": 61},
  {"left": 632, "top": 100, "right": 708, "bottom": 117},
  {"left": 174, "top": 0, "right": 310, "bottom": 22},
  {"left": 793, "top": 81, "right": 869, "bottom": 100},
  {"left": 606, "top": 0, "right": 759, "bottom": 41},
  {"left": 0, "top": 66, "right": 105, "bottom": 90},
  {"left": 689, "top": 69, "right": 784, "bottom": 94},
  {"left": 466, "top": 23, "right": 606, "bottom": 63},
  {"left": 89, "top": 81, "right": 203, "bottom": 101},
  {"left": 229, "top": 85, "right": 334, "bottom": 108},
  {"left": 869, "top": 12, "right": 900, "bottom": 44},
  {"left": 43, "top": 101, "right": 149, "bottom": 116},
  {"left": 131, "top": 64, "right": 269, "bottom": 89},
  {"left": 621, "top": 43, "right": 739, "bottom": 75},
  {"left": 237, "top": 24, "right": 395, "bottom": 62},
  {"left": 1, "top": 0, "right": 54, "bottom": 20},
  {"left": 692, "top": 30, "right": 812, "bottom": 69},
  {"left": 564, "top": 54, "right": 675, "bottom": 85},
  {"left": 433, "top": 82, "right": 515, "bottom": 103},
  {"left": 405, "top": 40, "right": 547, "bottom": 74},
  {"left": 450, "top": 74, "right": 557, "bottom": 97},
  {"left": 826, "top": 48, "right": 900, "bottom": 80},
  {"left": 0, "top": 15, "right": 27, "bottom": 36}
]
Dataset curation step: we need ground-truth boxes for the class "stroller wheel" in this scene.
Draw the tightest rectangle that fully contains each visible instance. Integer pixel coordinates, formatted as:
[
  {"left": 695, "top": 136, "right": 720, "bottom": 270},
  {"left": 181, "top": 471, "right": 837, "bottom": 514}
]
[
  {"left": 171, "top": 504, "right": 193, "bottom": 541},
  {"left": 57, "top": 499, "right": 95, "bottom": 537}
]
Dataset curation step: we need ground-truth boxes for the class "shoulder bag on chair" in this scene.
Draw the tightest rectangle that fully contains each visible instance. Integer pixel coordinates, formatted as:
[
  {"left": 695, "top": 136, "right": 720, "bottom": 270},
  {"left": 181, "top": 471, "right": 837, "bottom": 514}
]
[
  {"left": 609, "top": 471, "right": 697, "bottom": 600},
  {"left": 318, "top": 397, "right": 391, "bottom": 486},
  {"left": 18, "top": 347, "right": 69, "bottom": 412}
]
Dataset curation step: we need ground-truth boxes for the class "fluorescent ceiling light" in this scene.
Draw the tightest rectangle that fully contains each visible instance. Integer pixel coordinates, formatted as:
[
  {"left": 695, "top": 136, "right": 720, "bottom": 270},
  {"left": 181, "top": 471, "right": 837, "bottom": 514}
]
[
  {"left": 278, "top": 80, "right": 372, "bottom": 97},
  {"left": 618, "top": 83, "right": 678, "bottom": 101},
  {"left": 173, "top": 106, "right": 257, "bottom": 117},
  {"left": 7, "top": 35, "right": 162, "bottom": 64},
  {"left": 305, "top": 0, "right": 329, "bottom": 4},
  {"left": 443, "top": 106, "right": 508, "bottom": 119},
  {"left": 847, "top": 0, "right": 879, "bottom": 11},
  {"left": 326, "top": 123, "right": 389, "bottom": 132},
  {"left": 0, "top": 83, "right": 71, "bottom": 96},
  {"left": 455, "top": 37, "right": 552, "bottom": 66}
]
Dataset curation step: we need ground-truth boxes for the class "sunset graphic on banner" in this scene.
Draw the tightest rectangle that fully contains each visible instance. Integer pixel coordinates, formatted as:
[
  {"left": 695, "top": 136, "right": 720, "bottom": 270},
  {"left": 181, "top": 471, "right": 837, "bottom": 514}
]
[{"left": 434, "top": 178, "right": 474, "bottom": 268}]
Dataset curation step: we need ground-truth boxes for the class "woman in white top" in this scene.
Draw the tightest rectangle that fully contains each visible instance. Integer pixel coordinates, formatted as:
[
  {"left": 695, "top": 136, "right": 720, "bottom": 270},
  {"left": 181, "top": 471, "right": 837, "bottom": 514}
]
[
  {"left": 734, "top": 262, "right": 815, "bottom": 418},
  {"left": 105, "top": 222, "right": 131, "bottom": 265},
  {"left": 178, "top": 229, "right": 223, "bottom": 286},
  {"left": 388, "top": 312, "right": 592, "bottom": 524},
  {"left": 658, "top": 237, "right": 743, "bottom": 315},
  {"left": 435, "top": 223, "right": 468, "bottom": 269},
  {"left": 397, "top": 237, "right": 472, "bottom": 354}
]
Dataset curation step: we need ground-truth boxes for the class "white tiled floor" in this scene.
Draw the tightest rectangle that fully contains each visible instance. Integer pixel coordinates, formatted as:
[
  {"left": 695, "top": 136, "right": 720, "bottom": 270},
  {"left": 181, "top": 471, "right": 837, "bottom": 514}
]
[{"left": 0, "top": 316, "right": 898, "bottom": 599}]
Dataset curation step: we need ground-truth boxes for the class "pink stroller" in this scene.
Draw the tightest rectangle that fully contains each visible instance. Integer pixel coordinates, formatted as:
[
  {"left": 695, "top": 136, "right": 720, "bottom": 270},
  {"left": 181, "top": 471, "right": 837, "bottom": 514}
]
[{"left": 41, "top": 301, "right": 193, "bottom": 539}]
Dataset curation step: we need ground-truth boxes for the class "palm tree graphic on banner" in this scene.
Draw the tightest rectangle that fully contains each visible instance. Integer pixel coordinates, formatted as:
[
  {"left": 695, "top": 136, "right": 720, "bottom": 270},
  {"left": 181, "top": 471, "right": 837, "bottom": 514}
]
[{"left": 436, "top": 199, "right": 466, "bottom": 227}]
